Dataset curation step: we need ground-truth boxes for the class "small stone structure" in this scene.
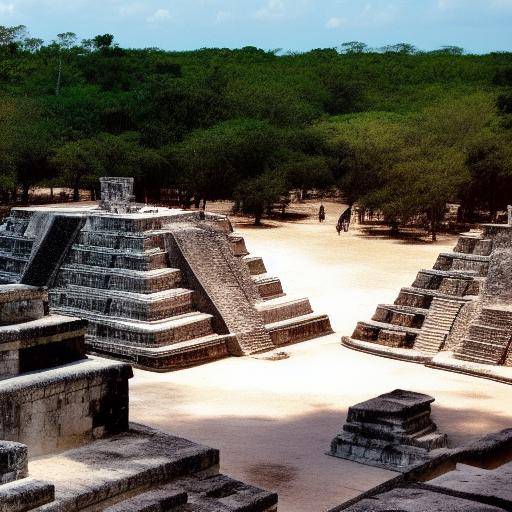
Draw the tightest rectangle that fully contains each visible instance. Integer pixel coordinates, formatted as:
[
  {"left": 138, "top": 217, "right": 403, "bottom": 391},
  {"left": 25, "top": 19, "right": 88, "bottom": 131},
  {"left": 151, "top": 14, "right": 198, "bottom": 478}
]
[
  {"left": 331, "top": 428, "right": 512, "bottom": 512},
  {"left": 0, "top": 177, "right": 332, "bottom": 371},
  {"left": 330, "top": 389, "right": 448, "bottom": 471},
  {"left": 343, "top": 222, "right": 512, "bottom": 383},
  {"left": 0, "top": 283, "right": 278, "bottom": 511}
]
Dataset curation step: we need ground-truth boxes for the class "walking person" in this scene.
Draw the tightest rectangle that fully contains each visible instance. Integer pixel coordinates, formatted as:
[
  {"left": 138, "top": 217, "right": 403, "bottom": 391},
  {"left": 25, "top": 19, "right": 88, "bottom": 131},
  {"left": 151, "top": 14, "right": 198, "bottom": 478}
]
[
  {"left": 318, "top": 204, "right": 325, "bottom": 223},
  {"left": 336, "top": 206, "right": 352, "bottom": 235}
]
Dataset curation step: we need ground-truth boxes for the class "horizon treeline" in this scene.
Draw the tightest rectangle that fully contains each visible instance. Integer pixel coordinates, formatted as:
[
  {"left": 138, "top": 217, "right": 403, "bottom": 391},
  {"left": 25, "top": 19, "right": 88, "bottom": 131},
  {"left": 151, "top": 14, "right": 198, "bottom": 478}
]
[{"left": 1, "top": 25, "right": 512, "bottom": 235}]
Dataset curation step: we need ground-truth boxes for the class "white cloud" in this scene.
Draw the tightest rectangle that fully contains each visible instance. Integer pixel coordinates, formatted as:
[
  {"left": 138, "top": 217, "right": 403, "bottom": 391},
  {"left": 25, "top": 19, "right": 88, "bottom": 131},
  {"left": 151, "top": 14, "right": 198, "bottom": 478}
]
[
  {"left": 215, "top": 10, "right": 233, "bottom": 24},
  {"left": 147, "top": 8, "right": 172, "bottom": 23},
  {"left": 119, "top": 2, "right": 145, "bottom": 16},
  {"left": 0, "top": 2, "right": 14, "bottom": 14},
  {"left": 326, "top": 16, "right": 347, "bottom": 28},
  {"left": 255, "top": 0, "right": 286, "bottom": 21}
]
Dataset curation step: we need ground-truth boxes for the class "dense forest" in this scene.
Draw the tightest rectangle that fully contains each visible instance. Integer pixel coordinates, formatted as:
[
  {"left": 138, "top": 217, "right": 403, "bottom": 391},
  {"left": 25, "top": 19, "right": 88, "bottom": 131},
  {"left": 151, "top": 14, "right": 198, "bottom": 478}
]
[{"left": 1, "top": 25, "right": 512, "bottom": 235}]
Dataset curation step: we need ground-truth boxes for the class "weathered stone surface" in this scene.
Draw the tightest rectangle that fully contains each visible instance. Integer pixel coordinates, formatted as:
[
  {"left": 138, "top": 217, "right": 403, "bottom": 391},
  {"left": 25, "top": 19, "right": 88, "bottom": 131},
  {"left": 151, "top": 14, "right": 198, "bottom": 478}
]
[
  {"left": 0, "top": 441, "right": 27, "bottom": 483},
  {"left": 0, "top": 478, "right": 54, "bottom": 511},
  {"left": 341, "top": 486, "right": 505, "bottom": 512},
  {"left": 330, "top": 390, "right": 448, "bottom": 471}
]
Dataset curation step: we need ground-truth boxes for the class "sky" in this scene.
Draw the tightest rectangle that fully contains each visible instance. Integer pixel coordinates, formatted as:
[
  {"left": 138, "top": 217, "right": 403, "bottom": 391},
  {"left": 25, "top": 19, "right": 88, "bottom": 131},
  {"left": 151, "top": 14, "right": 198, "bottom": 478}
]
[{"left": 0, "top": 0, "right": 511, "bottom": 54}]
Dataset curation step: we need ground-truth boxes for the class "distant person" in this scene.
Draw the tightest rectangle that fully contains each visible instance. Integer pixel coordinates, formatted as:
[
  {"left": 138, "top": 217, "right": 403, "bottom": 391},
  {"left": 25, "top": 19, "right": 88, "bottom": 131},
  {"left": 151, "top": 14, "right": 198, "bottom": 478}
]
[
  {"left": 336, "top": 207, "right": 352, "bottom": 235},
  {"left": 318, "top": 204, "right": 325, "bottom": 223}
]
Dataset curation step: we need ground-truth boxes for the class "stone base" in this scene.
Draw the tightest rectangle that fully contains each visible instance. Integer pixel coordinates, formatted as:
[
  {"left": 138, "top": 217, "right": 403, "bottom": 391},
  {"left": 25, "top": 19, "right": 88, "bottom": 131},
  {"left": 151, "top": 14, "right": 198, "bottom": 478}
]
[
  {"left": 330, "top": 389, "right": 448, "bottom": 472},
  {"left": 341, "top": 336, "right": 432, "bottom": 364},
  {"left": 29, "top": 423, "right": 278, "bottom": 512},
  {"left": 267, "top": 313, "right": 333, "bottom": 347},
  {"left": 86, "top": 334, "right": 233, "bottom": 371},
  {"left": 428, "top": 351, "right": 512, "bottom": 385}
]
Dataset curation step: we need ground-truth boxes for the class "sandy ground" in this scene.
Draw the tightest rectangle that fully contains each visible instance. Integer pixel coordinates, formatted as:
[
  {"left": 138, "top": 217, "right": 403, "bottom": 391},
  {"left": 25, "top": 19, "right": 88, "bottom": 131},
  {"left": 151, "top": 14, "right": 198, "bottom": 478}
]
[{"left": 130, "top": 201, "right": 512, "bottom": 512}]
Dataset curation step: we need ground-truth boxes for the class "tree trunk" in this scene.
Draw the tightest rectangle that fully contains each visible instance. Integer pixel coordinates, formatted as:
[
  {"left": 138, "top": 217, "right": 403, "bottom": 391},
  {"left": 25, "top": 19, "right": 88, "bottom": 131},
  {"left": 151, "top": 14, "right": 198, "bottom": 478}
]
[{"left": 254, "top": 207, "right": 263, "bottom": 225}]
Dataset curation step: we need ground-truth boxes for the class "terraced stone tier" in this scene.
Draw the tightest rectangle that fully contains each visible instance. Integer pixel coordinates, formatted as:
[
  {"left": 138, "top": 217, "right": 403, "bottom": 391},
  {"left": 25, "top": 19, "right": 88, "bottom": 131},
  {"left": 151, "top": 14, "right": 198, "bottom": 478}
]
[
  {"left": 55, "top": 265, "right": 183, "bottom": 294},
  {"left": 267, "top": 312, "right": 333, "bottom": 346},
  {"left": 244, "top": 255, "right": 267, "bottom": 276},
  {"left": 84, "top": 312, "right": 216, "bottom": 347},
  {"left": 68, "top": 246, "right": 169, "bottom": 271},
  {"left": 352, "top": 320, "right": 421, "bottom": 348},
  {"left": 434, "top": 252, "right": 490, "bottom": 276},
  {"left": 257, "top": 296, "right": 313, "bottom": 324},
  {"left": 373, "top": 304, "right": 427, "bottom": 329},
  {"left": 330, "top": 389, "right": 448, "bottom": 471},
  {"left": 87, "top": 333, "right": 233, "bottom": 371},
  {"left": 28, "top": 423, "right": 278, "bottom": 512},
  {"left": 50, "top": 286, "right": 194, "bottom": 322},
  {"left": 253, "top": 274, "right": 285, "bottom": 300}
]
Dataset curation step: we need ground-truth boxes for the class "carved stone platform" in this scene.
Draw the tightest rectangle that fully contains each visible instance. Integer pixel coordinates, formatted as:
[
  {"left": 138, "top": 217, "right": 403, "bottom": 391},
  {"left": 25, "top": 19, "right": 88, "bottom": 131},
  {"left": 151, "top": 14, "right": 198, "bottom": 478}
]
[{"left": 329, "top": 389, "right": 448, "bottom": 471}]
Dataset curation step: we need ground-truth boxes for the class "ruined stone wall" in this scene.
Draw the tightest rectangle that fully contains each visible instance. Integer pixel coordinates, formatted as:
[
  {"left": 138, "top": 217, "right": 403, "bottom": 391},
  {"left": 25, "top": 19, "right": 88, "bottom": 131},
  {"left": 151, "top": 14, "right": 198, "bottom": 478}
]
[{"left": 0, "top": 361, "right": 132, "bottom": 456}]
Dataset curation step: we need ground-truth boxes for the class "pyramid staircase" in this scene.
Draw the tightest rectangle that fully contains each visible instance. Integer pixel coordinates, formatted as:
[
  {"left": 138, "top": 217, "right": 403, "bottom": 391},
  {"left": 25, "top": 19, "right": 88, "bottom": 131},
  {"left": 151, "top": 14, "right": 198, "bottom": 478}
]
[
  {"left": 453, "top": 305, "right": 512, "bottom": 365},
  {"left": 344, "top": 230, "right": 491, "bottom": 360}
]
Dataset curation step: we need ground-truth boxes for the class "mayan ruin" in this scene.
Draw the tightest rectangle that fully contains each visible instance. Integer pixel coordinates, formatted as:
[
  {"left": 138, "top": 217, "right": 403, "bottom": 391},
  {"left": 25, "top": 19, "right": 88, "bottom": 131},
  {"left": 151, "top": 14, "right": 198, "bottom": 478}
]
[
  {"left": 1, "top": 9, "right": 512, "bottom": 512},
  {"left": 0, "top": 178, "right": 332, "bottom": 371},
  {"left": 343, "top": 220, "right": 512, "bottom": 383}
]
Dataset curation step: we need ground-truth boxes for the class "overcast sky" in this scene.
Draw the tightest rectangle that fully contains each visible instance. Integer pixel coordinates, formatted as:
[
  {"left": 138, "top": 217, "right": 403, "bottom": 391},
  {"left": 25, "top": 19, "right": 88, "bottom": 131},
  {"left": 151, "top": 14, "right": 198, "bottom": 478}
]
[{"left": 1, "top": 0, "right": 511, "bottom": 53}]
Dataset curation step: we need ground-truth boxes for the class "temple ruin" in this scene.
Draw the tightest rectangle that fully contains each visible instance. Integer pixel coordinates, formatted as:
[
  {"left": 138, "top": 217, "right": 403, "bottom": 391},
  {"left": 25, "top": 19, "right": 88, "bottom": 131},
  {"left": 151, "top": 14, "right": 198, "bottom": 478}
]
[
  {"left": 0, "top": 283, "right": 278, "bottom": 510},
  {"left": 343, "top": 221, "right": 512, "bottom": 382},
  {"left": 0, "top": 177, "right": 331, "bottom": 371}
]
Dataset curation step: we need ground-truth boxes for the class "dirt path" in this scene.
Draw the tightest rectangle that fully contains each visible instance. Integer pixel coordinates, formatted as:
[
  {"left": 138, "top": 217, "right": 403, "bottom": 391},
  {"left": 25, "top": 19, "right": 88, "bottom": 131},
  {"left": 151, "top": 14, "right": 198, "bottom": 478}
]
[{"left": 130, "top": 201, "right": 512, "bottom": 512}]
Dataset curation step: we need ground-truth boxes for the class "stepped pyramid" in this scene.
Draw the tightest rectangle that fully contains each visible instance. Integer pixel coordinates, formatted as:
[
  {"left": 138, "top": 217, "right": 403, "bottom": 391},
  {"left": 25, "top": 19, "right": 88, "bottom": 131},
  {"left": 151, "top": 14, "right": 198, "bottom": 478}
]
[
  {"left": 0, "top": 283, "right": 277, "bottom": 511},
  {"left": 343, "top": 221, "right": 512, "bottom": 382},
  {"left": 0, "top": 177, "right": 331, "bottom": 371}
]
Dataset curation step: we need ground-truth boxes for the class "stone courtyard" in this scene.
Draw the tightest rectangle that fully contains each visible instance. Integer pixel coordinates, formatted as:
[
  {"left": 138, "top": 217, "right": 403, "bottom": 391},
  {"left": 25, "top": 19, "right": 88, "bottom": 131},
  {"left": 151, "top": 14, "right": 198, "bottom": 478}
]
[{"left": 128, "top": 201, "right": 512, "bottom": 511}]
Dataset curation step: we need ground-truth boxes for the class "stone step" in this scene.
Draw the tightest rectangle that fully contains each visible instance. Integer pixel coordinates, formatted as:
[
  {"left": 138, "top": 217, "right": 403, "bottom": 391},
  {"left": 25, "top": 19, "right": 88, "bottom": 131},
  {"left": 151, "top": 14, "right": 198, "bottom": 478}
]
[
  {"left": 228, "top": 235, "right": 249, "bottom": 257},
  {"left": 252, "top": 274, "right": 284, "bottom": 300},
  {"left": 87, "top": 333, "right": 233, "bottom": 370},
  {"left": 480, "top": 306, "right": 512, "bottom": 329},
  {"left": 28, "top": 424, "right": 221, "bottom": 512},
  {"left": 68, "top": 246, "right": 169, "bottom": 271},
  {"left": 352, "top": 320, "right": 421, "bottom": 348},
  {"left": 50, "top": 286, "right": 194, "bottom": 322},
  {"left": 0, "top": 236, "right": 33, "bottom": 258},
  {"left": 467, "top": 323, "right": 512, "bottom": 344},
  {"left": 473, "top": 239, "right": 493, "bottom": 256},
  {"left": 454, "top": 235, "right": 480, "bottom": 254},
  {"left": 80, "top": 311, "right": 216, "bottom": 347},
  {"left": 454, "top": 334, "right": 512, "bottom": 365},
  {"left": 0, "top": 270, "right": 20, "bottom": 284},
  {"left": 103, "top": 485, "right": 187, "bottom": 511},
  {"left": 373, "top": 304, "right": 428, "bottom": 329},
  {"left": 0, "top": 478, "right": 54, "bottom": 512},
  {"left": 256, "top": 296, "right": 313, "bottom": 324},
  {"left": 243, "top": 256, "right": 267, "bottom": 276},
  {"left": 396, "top": 287, "right": 472, "bottom": 308},
  {"left": 266, "top": 312, "right": 333, "bottom": 347},
  {"left": 76, "top": 229, "right": 167, "bottom": 252},
  {"left": 412, "top": 269, "right": 476, "bottom": 290},
  {"left": 55, "top": 265, "right": 183, "bottom": 294},
  {"left": 434, "top": 252, "right": 490, "bottom": 276},
  {"left": 0, "top": 254, "right": 28, "bottom": 276},
  {"left": 413, "top": 298, "right": 464, "bottom": 354}
]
